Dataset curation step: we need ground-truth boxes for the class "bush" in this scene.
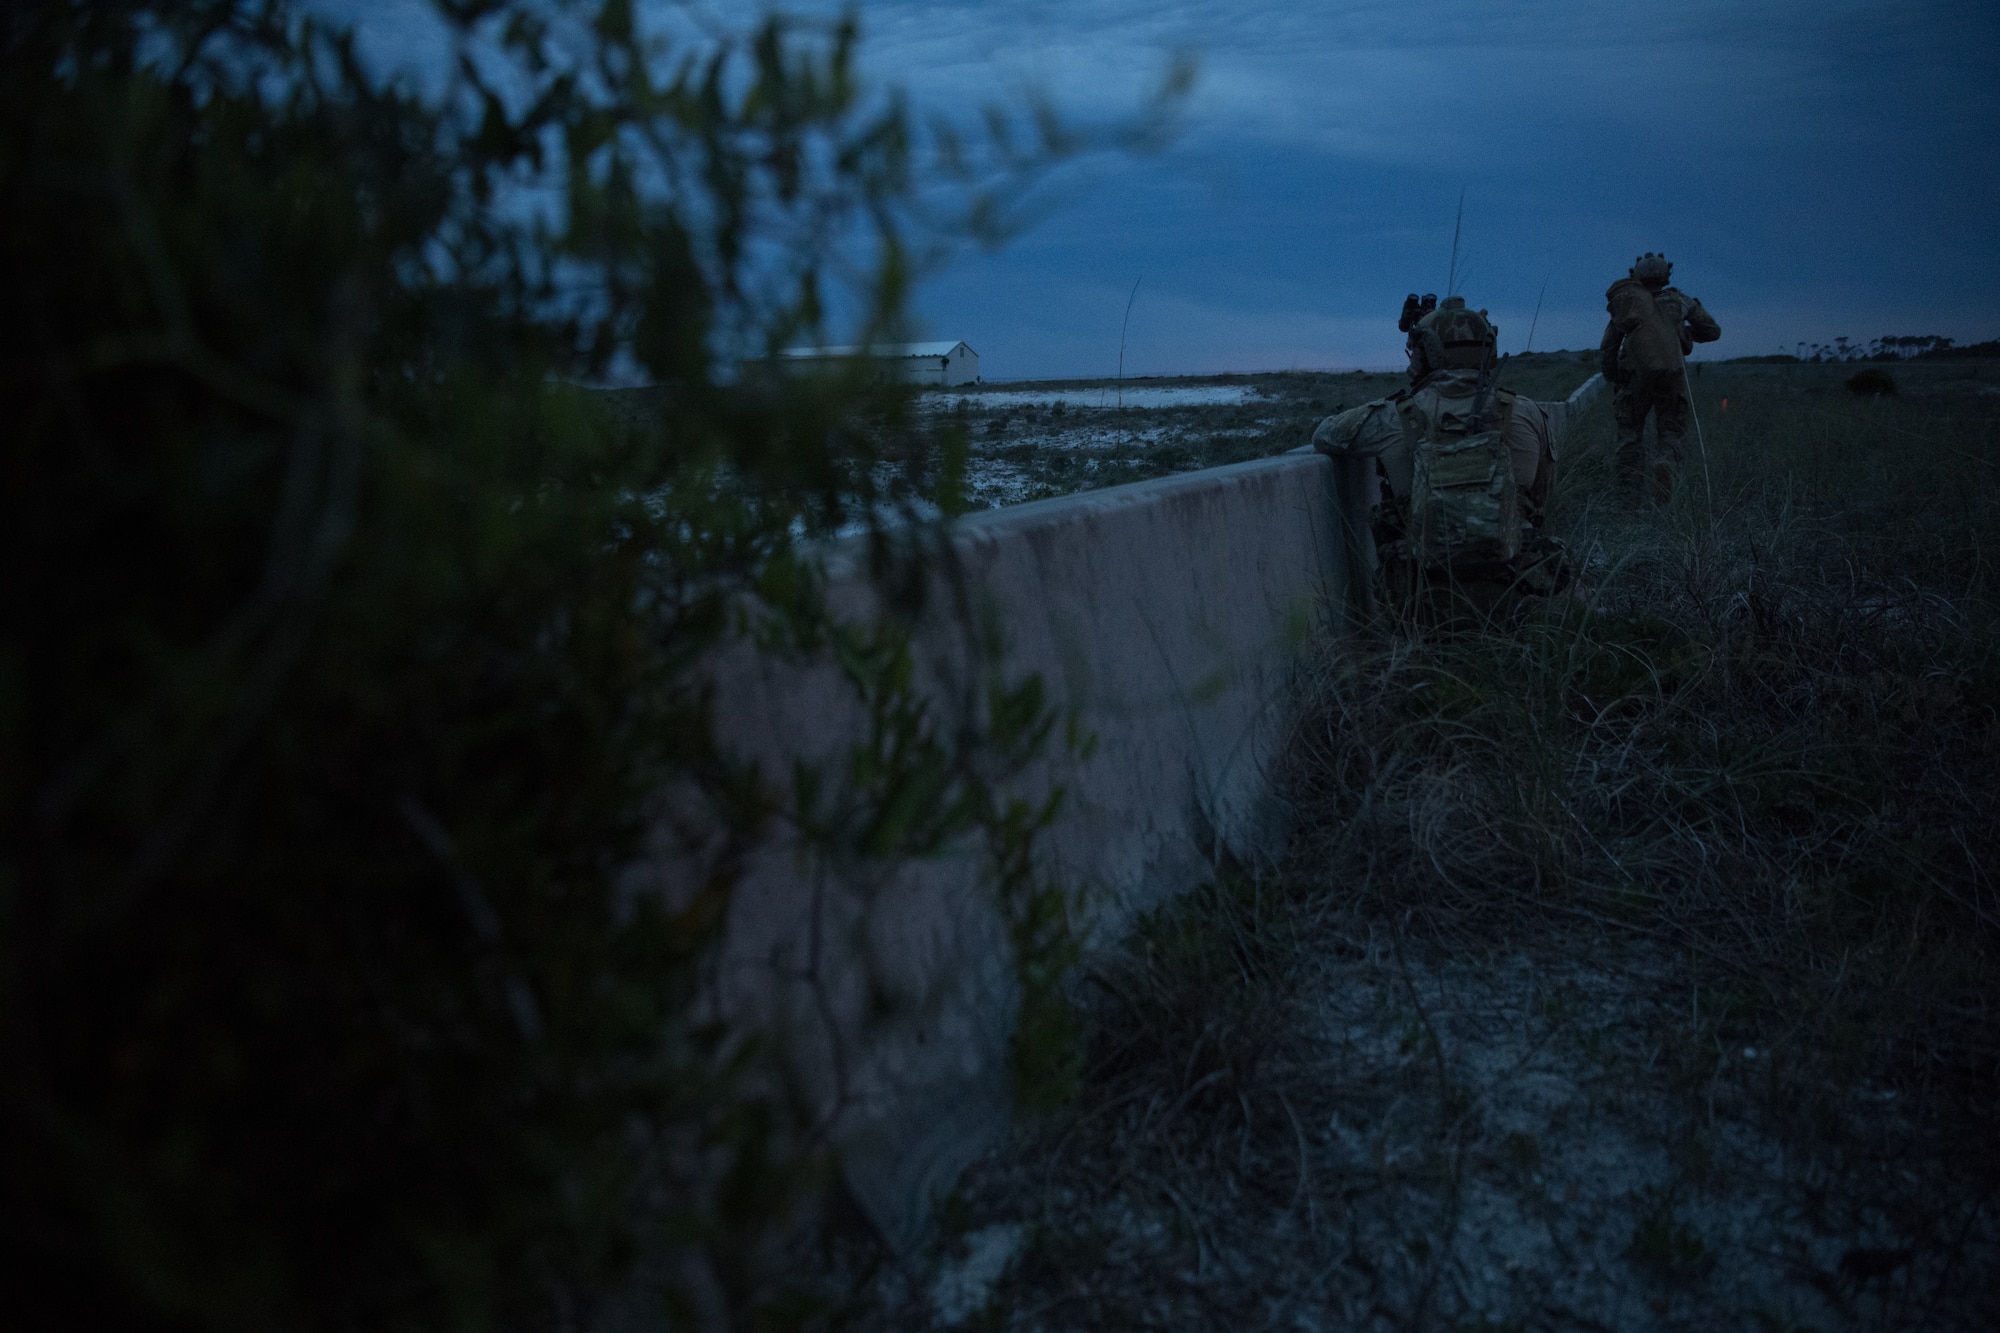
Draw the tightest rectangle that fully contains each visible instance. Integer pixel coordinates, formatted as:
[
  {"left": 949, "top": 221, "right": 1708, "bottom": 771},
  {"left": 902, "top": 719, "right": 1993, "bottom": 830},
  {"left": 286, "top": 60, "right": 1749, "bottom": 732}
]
[
  {"left": 0, "top": 3, "right": 1176, "bottom": 1326},
  {"left": 1846, "top": 368, "right": 1898, "bottom": 396}
]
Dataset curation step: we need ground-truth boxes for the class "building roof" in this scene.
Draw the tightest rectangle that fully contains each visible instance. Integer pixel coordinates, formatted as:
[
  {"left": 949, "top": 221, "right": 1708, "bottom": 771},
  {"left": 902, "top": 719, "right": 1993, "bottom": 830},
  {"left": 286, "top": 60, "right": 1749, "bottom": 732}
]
[{"left": 777, "top": 341, "right": 975, "bottom": 359}]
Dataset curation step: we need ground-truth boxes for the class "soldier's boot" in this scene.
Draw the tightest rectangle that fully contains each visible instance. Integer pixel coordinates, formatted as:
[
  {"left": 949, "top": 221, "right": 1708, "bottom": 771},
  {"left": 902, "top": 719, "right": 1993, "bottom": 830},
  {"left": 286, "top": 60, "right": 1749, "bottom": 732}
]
[
  {"left": 1649, "top": 458, "right": 1676, "bottom": 505},
  {"left": 1513, "top": 533, "right": 1571, "bottom": 598}
]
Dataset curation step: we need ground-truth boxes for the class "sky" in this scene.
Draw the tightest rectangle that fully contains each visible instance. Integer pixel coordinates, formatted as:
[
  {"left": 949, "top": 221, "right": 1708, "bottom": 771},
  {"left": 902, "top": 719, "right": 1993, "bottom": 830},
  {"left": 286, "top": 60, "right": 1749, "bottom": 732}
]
[
  {"left": 808, "top": 0, "right": 2000, "bottom": 378},
  {"left": 329, "top": 0, "right": 2000, "bottom": 379}
]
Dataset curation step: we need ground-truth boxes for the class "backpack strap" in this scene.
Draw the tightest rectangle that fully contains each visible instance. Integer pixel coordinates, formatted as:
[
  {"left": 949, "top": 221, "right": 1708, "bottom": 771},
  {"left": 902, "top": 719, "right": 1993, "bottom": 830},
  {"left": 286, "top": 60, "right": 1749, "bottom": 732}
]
[
  {"left": 1394, "top": 396, "right": 1425, "bottom": 459},
  {"left": 1387, "top": 395, "right": 1424, "bottom": 525}
]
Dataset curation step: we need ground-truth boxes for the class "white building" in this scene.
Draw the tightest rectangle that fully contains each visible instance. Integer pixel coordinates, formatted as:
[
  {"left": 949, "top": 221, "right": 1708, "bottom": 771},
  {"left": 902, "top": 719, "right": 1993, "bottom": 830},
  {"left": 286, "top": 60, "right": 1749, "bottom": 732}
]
[{"left": 776, "top": 340, "right": 980, "bottom": 387}]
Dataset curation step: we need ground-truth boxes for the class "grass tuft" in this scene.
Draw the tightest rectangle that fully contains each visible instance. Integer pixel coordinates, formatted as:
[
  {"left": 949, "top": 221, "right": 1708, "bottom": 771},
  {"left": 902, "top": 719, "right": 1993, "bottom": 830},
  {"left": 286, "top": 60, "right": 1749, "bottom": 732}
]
[
  {"left": 1289, "top": 358, "right": 2000, "bottom": 1119},
  {"left": 1845, "top": 368, "right": 1898, "bottom": 396}
]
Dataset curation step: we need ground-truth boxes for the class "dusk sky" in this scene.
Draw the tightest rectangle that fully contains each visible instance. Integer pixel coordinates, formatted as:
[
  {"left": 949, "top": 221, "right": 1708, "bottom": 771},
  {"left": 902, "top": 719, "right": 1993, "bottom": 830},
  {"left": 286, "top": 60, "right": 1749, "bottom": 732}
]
[
  {"left": 838, "top": 0, "right": 2000, "bottom": 378},
  {"left": 336, "top": 1, "right": 2000, "bottom": 380}
]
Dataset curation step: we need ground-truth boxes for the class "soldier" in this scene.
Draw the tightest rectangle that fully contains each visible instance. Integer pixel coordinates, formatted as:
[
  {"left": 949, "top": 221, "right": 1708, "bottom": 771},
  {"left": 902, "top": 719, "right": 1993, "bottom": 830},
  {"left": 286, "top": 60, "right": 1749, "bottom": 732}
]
[
  {"left": 1312, "top": 295, "right": 1567, "bottom": 622},
  {"left": 1599, "top": 252, "right": 1721, "bottom": 501}
]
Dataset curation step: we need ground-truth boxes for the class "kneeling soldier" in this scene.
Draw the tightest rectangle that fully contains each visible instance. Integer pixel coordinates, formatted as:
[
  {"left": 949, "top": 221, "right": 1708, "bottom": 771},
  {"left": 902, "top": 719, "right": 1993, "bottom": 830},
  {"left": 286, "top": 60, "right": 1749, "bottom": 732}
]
[{"left": 1313, "top": 295, "right": 1566, "bottom": 623}]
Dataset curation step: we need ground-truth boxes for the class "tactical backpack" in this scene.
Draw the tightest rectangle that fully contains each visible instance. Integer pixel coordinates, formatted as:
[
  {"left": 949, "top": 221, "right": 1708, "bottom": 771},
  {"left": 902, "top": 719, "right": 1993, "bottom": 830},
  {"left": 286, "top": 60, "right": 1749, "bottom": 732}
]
[
  {"left": 1394, "top": 387, "right": 1521, "bottom": 572},
  {"left": 1604, "top": 279, "right": 1699, "bottom": 370}
]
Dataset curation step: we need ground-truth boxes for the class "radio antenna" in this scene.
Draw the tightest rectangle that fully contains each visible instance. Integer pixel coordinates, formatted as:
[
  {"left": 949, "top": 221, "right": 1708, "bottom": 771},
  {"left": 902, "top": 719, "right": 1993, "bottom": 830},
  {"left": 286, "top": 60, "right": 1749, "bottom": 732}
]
[
  {"left": 1117, "top": 275, "right": 1142, "bottom": 409},
  {"left": 1446, "top": 188, "right": 1466, "bottom": 297},
  {"left": 1524, "top": 277, "right": 1548, "bottom": 354}
]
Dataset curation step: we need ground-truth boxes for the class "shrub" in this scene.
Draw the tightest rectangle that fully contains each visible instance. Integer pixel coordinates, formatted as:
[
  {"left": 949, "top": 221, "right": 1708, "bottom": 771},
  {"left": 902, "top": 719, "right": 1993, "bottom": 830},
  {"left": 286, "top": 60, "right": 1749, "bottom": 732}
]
[
  {"left": 1845, "top": 368, "right": 1898, "bottom": 396},
  {"left": 0, "top": 3, "right": 1179, "bottom": 1326}
]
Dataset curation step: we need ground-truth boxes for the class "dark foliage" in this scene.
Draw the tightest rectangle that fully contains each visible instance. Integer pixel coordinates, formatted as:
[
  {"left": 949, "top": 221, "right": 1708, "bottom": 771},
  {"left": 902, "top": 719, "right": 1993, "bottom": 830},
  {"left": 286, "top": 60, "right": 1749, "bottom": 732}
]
[
  {"left": 0, "top": 2, "right": 1138, "bottom": 1327},
  {"left": 1785, "top": 334, "right": 2000, "bottom": 364},
  {"left": 1923, "top": 338, "right": 2000, "bottom": 360}
]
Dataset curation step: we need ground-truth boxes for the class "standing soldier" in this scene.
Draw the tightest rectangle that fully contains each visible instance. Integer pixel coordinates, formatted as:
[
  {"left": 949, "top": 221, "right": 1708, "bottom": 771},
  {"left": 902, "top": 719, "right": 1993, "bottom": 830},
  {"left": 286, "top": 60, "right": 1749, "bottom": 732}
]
[{"left": 1600, "top": 253, "right": 1721, "bottom": 501}]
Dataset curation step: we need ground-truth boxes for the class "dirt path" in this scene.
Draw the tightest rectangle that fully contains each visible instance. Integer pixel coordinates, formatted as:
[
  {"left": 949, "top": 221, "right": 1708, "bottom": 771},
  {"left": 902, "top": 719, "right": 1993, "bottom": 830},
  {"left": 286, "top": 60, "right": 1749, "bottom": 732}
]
[{"left": 846, "top": 914, "right": 1995, "bottom": 1331}]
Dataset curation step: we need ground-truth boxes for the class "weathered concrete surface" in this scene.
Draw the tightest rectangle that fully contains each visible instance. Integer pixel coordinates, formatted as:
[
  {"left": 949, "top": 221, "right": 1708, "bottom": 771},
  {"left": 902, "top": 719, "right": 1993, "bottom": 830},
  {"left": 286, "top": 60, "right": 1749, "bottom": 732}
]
[
  {"left": 676, "top": 452, "right": 1347, "bottom": 1250},
  {"left": 1548, "top": 371, "right": 1607, "bottom": 438}
]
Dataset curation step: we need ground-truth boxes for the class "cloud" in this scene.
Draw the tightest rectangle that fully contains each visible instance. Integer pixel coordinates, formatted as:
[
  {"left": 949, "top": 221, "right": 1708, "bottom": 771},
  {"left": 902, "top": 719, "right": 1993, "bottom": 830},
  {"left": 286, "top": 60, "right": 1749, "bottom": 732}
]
[
  {"left": 313, "top": 0, "right": 2000, "bottom": 374},
  {"left": 850, "top": 0, "right": 2000, "bottom": 372},
  {"left": 830, "top": 0, "right": 1996, "bottom": 167}
]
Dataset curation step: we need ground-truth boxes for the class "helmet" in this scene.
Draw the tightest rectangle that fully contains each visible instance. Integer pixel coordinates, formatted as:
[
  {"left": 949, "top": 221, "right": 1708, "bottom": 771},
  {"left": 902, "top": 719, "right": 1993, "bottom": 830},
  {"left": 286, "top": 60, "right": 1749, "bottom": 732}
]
[
  {"left": 1631, "top": 252, "right": 1672, "bottom": 287},
  {"left": 1414, "top": 295, "right": 1498, "bottom": 373}
]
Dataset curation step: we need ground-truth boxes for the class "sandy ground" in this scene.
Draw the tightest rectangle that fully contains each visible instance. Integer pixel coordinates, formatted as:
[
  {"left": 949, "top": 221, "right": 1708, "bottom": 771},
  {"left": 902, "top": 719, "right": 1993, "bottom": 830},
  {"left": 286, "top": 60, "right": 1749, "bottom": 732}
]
[{"left": 847, "top": 920, "right": 1997, "bottom": 1332}]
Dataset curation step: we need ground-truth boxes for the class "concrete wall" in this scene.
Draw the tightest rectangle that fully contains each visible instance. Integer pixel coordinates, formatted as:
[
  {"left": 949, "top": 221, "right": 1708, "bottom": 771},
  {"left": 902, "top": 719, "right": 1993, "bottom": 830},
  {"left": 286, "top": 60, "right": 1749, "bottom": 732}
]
[
  {"left": 664, "top": 450, "right": 1349, "bottom": 1250},
  {"left": 652, "top": 374, "right": 1601, "bottom": 1252},
  {"left": 1546, "top": 371, "right": 1606, "bottom": 441}
]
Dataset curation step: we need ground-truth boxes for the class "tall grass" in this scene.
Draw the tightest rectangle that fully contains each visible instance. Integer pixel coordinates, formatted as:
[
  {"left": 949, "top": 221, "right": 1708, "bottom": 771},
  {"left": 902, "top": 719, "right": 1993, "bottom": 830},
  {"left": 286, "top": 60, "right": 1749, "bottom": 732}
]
[
  {"left": 1287, "top": 362, "right": 2000, "bottom": 1115},
  {"left": 845, "top": 362, "right": 2000, "bottom": 1331}
]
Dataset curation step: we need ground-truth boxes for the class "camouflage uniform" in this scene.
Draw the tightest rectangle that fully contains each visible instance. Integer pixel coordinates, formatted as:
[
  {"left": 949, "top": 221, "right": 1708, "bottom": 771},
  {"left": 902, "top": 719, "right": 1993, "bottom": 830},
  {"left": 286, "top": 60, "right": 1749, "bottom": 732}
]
[
  {"left": 1313, "top": 298, "right": 1567, "bottom": 622},
  {"left": 1312, "top": 368, "right": 1559, "bottom": 521},
  {"left": 1599, "top": 254, "right": 1721, "bottom": 501}
]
